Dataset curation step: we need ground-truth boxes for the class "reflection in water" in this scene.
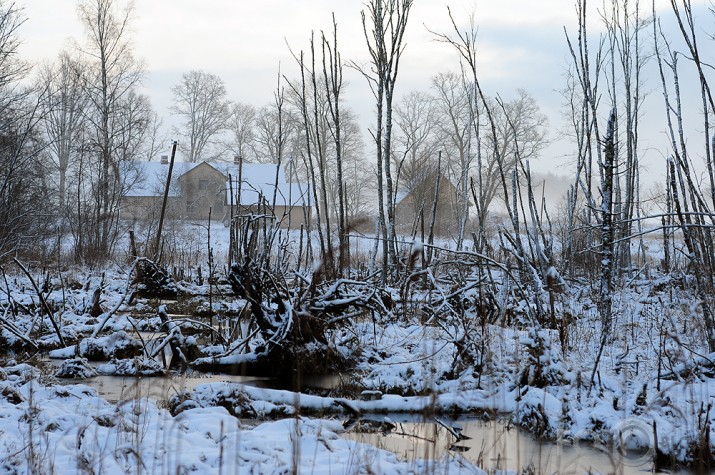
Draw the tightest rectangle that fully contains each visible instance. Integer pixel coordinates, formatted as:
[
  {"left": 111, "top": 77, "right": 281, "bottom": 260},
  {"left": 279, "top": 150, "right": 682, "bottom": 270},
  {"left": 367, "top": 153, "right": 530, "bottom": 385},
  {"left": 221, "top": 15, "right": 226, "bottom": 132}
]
[
  {"left": 47, "top": 356, "right": 684, "bottom": 475},
  {"left": 60, "top": 372, "right": 270, "bottom": 403},
  {"left": 344, "top": 416, "right": 680, "bottom": 475}
]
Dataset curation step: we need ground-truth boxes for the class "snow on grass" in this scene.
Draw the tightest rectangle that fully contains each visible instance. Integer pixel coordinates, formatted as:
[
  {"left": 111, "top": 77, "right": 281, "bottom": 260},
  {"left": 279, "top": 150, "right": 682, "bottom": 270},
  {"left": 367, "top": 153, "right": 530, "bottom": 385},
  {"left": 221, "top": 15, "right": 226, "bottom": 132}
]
[
  {"left": 0, "top": 363, "right": 485, "bottom": 474},
  {"left": 2, "top": 228, "right": 715, "bottom": 470}
]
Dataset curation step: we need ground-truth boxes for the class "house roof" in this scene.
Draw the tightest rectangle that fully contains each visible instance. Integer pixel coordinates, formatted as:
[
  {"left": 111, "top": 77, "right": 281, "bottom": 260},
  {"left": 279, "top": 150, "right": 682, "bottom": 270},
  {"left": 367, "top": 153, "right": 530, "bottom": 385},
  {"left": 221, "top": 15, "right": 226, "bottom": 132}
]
[
  {"left": 395, "top": 172, "right": 459, "bottom": 206},
  {"left": 226, "top": 178, "right": 311, "bottom": 208},
  {"left": 125, "top": 161, "right": 196, "bottom": 197},
  {"left": 213, "top": 163, "right": 287, "bottom": 184}
]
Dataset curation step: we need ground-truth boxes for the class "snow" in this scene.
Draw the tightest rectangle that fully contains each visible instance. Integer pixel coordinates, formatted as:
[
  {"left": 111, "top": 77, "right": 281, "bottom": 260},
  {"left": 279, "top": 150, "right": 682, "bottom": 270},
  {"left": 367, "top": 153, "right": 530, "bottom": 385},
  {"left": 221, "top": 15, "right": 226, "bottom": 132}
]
[
  {"left": 0, "top": 363, "right": 485, "bottom": 474},
  {"left": 2, "top": 229, "right": 714, "bottom": 472},
  {"left": 125, "top": 161, "right": 195, "bottom": 197}
]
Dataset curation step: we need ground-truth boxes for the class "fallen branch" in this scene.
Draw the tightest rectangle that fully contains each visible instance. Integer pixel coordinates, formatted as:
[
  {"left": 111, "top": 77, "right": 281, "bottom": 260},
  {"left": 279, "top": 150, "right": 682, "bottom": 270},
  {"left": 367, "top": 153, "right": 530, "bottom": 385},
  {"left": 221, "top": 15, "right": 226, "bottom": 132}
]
[
  {"left": 13, "top": 258, "right": 66, "bottom": 347},
  {"left": 91, "top": 258, "right": 144, "bottom": 338},
  {"left": 0, "top": 304, "right": 38, "bottom": 349}
]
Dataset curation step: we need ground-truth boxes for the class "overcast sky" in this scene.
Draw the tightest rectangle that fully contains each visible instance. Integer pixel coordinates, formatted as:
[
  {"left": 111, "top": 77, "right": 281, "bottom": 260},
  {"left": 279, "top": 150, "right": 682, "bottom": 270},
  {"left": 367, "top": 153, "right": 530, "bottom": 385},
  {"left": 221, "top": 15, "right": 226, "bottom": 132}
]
[{"left": 17, "top": 0, "right": 713, "bottom": 180}]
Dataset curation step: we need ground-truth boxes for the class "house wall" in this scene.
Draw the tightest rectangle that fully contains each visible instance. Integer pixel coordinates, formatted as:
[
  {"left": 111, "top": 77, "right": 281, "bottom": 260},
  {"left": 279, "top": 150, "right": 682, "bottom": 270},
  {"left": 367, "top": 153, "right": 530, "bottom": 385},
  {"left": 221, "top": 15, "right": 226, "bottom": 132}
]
[
  {"left": 275, "top": 205, "right": 311, "bottom": 229},
  {"left": 226, "top": 203, "right": 311, "bottom": 229},
  {"left": 120, "top": 196, "right": 183, "bottom": 222},
  {"left": 179, "top": 163, "right": 227, "bottom": 221}
]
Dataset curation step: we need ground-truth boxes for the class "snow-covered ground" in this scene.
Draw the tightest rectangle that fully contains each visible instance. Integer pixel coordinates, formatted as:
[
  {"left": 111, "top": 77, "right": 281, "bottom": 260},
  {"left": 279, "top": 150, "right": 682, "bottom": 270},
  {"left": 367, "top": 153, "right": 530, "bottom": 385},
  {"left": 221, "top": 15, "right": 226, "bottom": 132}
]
[
  {"left": 0, "top": 363, "right": 482, "bottom": 474},
  {"left": 1, "top": 221, "right": 713, "bottom": 473}
]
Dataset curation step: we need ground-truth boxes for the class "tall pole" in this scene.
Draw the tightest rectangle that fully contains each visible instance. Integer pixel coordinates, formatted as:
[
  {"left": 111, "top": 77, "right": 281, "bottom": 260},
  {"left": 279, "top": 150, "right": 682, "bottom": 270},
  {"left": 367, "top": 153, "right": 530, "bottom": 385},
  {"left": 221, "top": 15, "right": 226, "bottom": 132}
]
[{"left": 154, "top": 141, "right": 178, "bottom": 261}]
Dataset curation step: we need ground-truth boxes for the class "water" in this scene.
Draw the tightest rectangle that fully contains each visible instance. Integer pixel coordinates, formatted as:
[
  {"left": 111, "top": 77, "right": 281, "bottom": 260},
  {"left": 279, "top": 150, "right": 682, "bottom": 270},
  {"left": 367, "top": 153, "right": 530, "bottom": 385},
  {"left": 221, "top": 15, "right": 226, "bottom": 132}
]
[
  {"left": 65, "top": 371, "right": 270, "bottom": 403},
  {"left": 344, "top": 415, "right": 679, "bottom": 475},
  {"left": 39, "top": 323, "right": 680, "bottom": 475},
  {"left": 48, "top": 363, "right": 684, "bottom": 473}
]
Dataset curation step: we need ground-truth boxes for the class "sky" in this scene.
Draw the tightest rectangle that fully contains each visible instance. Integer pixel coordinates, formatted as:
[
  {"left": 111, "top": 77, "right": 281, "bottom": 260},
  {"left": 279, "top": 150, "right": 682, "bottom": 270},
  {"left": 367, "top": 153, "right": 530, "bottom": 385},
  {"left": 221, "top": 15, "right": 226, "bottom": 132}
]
[
  {"left": 16, "top": 0, "right": 714, "bottom": 183},
  {"left": 19, "top": 0, "right": 572, "bottom": 108}
]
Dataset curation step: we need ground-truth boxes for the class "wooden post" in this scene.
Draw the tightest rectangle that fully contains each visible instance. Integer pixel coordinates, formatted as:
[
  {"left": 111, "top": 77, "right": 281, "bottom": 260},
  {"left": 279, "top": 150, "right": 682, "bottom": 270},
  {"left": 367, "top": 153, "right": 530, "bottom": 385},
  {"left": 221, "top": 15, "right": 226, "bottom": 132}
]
[
  {"left": 228, "top": 173, "right": 234, "bottom": 266},
  {"left": 154, "top": 141, "right": 178, "bottom": 262}
]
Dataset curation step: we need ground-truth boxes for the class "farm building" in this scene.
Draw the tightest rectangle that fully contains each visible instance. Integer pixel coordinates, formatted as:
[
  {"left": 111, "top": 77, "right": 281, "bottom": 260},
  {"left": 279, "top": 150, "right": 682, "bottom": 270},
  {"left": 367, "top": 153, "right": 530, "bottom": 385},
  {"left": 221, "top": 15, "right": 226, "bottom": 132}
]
[
  {"left": 395, "top": 172, "right": 470, "bottom": 237},
  {"left": 121, "top": 158, "right": 311, "bottom": 228}
]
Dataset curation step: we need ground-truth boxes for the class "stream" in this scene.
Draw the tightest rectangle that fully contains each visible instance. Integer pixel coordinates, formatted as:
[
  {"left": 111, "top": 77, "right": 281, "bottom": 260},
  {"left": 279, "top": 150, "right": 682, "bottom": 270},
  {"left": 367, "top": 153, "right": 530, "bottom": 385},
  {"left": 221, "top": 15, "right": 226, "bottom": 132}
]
[
  {"left": 47, "top": 367, "right": 683, "bottom": 474},
  {"left": 35, "top": 323, "right": 680, "bottom": 473},
  {"left": 344, "top": 414, "right": 682, "bottom": 474}
]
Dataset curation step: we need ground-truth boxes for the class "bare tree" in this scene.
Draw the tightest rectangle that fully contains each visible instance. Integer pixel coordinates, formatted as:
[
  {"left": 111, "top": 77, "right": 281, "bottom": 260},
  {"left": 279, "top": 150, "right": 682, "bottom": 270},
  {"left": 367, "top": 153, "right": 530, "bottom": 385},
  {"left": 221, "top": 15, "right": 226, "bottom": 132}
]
[
  {"left": 562, "top": 0, "right": 606, "bottom": 279},
  {"left": 429, "top": 9, "right": 485, "bottom": 250},
  {"left": 224, "top": 101, "right": 256, "bottom": 162},
  {"left": 0, "top": 0, "right": 28, "bottom": 89},
  {"left": 286, "top": 36, "right": 334, "bottom": 272},
  {"left": 114, "top": 90, "right": 153, "bottom": 164},
  {"left": 336, "top": 111, "right": 371, "bottom": 223},
  {"left": 253, "top": 102, "right": 298, "bottom": 164},
  {"left": 38, "top": 51, "right": 88, "bottom": 212},
  {"left": 170, "top": 70, "right": 230, "bottom": 162},
  {"left": 482, "top": 91, "right": 548, "bottom": 212},
  {"left": 321, "top": 14, "right": 350, "bottom": 275},
  {"left": 353, "top": 0, "right": 414, "bottom": 282},
  {"left": 0, "top": 110, "right": 51, "bottom": 261},
  {"left": 141, "top": 110, "right": 168, "bottom": 162},
  {"left": 0, "top": 2, "right": 52, "bottom": 260},
  {"left": 77, "top": 0, "right": 147, "bottom": 260},
  {"left": 394, "top": 90, "right": 437, "bottom": 198},
  {"left": 430, "top": 71, "right": 471, "bottom": 241},
  {"left": 653, "top": 1, "right": 715, "bottom": 351},
  {"left": 601, "top": 0, "right": 650, "bottom": 274}
]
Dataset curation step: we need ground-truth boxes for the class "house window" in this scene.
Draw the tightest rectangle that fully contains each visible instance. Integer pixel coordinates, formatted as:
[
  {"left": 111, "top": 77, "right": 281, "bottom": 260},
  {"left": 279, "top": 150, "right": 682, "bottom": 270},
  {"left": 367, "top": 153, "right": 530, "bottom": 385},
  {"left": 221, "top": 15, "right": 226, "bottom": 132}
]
[{"left": 199, "top": 179, "right": 210, "bottom": 191}]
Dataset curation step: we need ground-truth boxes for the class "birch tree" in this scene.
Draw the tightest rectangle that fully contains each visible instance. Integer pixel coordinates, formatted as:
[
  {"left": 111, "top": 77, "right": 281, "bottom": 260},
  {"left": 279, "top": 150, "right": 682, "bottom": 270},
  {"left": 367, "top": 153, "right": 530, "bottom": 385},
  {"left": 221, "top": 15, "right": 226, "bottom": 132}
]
[
  {"left": 562, "top": 0, "right": 605, "bottom": 279},
  {"left": 77, "top": 0, "right": 147, "bottom": 259},
  {"left": 287, "top": 35, "right": 334, "bottom": 273},
  {"left": 354, "top": 0, "right": 414, "bottom": 282},
  {"left": 39, "top": 51, "right": 88, "bottom": 213},
  {"left": 653, "top": 1, "right": 715, "bottom": 351}
]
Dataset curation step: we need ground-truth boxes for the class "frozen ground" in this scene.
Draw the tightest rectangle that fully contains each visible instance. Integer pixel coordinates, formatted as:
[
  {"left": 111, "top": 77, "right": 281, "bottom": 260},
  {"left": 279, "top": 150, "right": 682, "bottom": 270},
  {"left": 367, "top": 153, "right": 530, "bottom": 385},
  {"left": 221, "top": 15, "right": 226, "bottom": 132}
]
[
  {"left": 1, "top": 222, "right": 713, "bottom": 473},
  {"left": 0, "top": 363, "right": 482, "bottom": 474}
]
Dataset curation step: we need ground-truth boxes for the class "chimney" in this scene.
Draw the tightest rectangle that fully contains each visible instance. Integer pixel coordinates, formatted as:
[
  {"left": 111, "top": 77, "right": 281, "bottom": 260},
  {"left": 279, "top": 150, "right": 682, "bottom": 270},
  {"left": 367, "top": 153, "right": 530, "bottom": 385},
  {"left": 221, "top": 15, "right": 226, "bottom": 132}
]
[
  {"left": 160, "top": 155, "right": 168, "bottom": 165},
  {"left": 234, "top": 154, "right": 242, "bottom": 165}
]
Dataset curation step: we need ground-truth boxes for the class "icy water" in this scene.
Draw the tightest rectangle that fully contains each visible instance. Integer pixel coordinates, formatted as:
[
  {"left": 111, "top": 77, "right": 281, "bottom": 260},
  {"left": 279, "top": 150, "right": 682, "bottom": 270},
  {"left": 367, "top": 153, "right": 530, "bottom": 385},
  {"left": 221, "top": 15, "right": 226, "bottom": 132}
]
[
  {"left": 344, "top": 415, "right": 679, "bottom": 475},
  {"left": 49, "top": 367, "right": 681, "bottom": 474},
  {"left": 63, "top": 371, "right": 272, "bottom": 403},
  {"left": 52, "top": 366, "right": 339, "bottom": 403}
]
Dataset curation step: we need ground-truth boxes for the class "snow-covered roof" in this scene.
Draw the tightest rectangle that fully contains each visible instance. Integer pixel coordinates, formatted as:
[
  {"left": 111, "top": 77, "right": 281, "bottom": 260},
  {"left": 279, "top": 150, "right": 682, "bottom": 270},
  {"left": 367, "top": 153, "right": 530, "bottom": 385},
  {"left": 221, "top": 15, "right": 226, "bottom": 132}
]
[
  {"left": 217, "top": 162, "right": 311, "bottom": 207},
  {"left": 227, "top": 178, "right": 311, "bottom": 208},
  {"left": 124, "top": 161, "right": 197, "bottom": 197},
  {"left": 212, "top": 163, "right": 287, "bottom": 185}
]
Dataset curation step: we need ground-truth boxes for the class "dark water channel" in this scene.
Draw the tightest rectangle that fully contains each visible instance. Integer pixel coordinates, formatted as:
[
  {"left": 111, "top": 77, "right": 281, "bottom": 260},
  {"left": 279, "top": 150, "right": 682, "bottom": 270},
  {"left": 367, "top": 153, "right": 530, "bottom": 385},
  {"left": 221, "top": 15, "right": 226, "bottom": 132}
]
[
  {"left": 345, "top": 415, "right": 682, "bottom": 475},
  {"left": 45, "top": 360, "right": 685, "bottom": 474},
  {"left": 36, "top": 321, "right": 682, "bottom": 474},
  {"left": 54, "top": 371, "right": 340, "bottom": 403}
]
